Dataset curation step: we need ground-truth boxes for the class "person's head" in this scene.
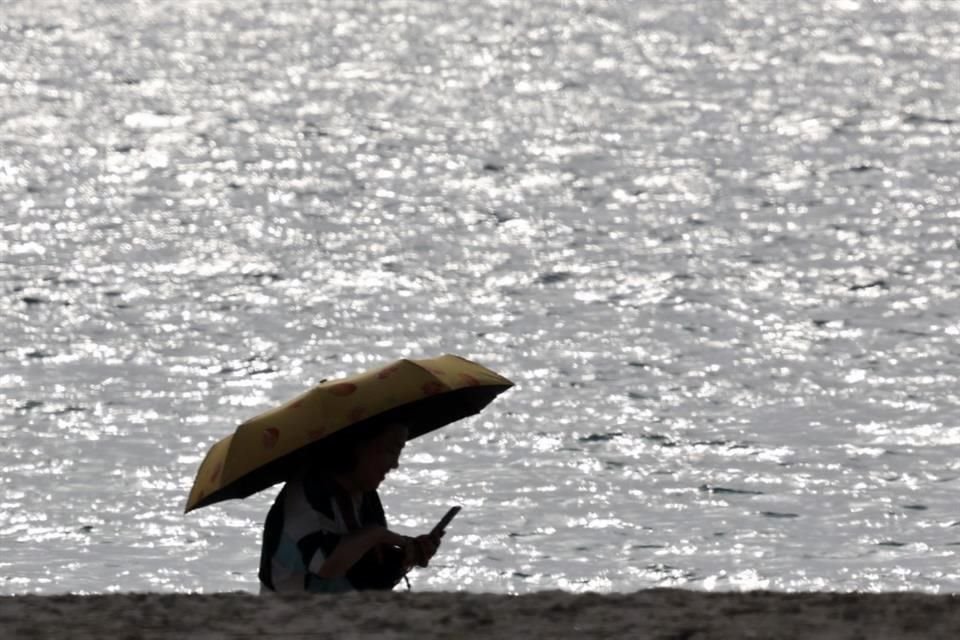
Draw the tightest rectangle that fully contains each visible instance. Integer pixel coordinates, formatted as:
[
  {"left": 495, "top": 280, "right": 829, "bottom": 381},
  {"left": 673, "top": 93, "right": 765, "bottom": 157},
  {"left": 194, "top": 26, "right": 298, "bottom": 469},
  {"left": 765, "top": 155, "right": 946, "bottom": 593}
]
[
  {"left": 349, "top": 421, "right": 408, "bottom": 492},
  {"left": 319, "top": 420, "right": 409, "bottom": 494}
]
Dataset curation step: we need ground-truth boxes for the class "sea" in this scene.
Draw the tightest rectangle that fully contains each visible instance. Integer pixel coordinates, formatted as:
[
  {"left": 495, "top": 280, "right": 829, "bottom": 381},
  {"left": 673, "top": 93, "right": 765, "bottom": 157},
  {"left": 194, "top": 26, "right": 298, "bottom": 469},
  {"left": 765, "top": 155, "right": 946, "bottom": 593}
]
[{"left": 2, "top": 0, "right": 959, "bottom": 595}]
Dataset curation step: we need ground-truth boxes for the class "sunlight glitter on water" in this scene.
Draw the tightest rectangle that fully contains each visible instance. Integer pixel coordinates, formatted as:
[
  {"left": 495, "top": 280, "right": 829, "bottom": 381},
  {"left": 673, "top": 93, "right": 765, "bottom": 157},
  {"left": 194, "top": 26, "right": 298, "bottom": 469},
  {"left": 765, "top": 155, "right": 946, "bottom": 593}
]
[{"left": 3, "top": 0, "right": 960, "bottom": 595}]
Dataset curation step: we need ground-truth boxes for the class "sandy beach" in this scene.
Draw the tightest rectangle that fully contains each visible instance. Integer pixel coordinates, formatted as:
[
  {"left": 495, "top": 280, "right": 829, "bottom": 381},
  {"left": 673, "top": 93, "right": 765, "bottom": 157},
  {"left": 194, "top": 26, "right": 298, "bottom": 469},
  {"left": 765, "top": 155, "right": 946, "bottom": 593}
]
[{"left": 3, "top": 589, "right": 959, "bottom": 639}]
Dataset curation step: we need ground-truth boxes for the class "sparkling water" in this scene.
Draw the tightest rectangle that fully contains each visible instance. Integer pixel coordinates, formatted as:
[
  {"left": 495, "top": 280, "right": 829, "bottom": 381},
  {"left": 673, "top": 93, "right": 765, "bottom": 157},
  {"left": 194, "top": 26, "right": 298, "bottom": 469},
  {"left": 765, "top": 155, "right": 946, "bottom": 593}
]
[{"left": 2, "top": 0, "right": 959, "bottom": 594}]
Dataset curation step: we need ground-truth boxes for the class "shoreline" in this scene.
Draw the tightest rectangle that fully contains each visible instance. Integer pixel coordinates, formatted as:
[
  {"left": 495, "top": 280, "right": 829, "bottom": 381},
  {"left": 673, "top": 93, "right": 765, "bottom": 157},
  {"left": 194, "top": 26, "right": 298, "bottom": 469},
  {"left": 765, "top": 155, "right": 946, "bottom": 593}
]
[{"left": 3, "top": 589, "right": 960, "bottom": 639}]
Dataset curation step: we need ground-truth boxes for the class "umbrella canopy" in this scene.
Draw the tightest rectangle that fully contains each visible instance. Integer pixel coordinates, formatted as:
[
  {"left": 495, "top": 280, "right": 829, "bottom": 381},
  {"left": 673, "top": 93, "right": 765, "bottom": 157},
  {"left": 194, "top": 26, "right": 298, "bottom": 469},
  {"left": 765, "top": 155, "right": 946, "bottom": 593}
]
[{"left": 185, "top": 354, "right": 513, "bottom": 512}]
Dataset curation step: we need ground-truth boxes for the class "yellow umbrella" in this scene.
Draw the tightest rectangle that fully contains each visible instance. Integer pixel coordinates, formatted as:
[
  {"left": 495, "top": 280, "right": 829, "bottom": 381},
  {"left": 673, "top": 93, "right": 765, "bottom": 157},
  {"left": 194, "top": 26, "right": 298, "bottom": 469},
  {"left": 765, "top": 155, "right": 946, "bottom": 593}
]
[{"left": 185, "top": 354, "right": 513, "bottom": 513}]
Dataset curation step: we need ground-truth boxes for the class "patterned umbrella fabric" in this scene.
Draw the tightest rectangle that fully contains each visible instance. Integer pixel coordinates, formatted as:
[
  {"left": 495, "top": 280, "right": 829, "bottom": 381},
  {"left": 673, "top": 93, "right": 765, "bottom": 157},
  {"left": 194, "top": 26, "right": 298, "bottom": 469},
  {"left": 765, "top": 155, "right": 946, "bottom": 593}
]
[{"left": 185, "top": 354, "right": 513, "bottom": 512}]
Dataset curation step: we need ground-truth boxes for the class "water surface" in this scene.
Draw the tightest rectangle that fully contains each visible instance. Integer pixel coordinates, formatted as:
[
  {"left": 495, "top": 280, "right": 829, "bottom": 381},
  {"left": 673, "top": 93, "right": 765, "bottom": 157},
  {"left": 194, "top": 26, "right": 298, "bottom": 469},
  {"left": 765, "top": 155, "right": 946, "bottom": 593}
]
[{"left": 2, "top": 0, "right": 959, "bottom": 594}]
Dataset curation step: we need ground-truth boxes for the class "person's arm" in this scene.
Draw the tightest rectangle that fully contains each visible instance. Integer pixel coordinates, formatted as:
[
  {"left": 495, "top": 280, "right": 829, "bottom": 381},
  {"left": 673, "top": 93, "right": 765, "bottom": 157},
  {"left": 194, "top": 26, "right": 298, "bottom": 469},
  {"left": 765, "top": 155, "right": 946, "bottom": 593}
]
[{"left": 315, "top": 525, "right": 408, "bottom": 579}]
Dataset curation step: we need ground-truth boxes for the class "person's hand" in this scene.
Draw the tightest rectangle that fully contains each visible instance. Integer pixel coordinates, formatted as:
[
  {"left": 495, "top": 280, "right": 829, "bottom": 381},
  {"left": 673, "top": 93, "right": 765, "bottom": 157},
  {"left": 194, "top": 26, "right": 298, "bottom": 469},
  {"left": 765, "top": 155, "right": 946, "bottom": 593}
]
[{"left": 402, "top": 532, "right": 442, "bottom": 569}]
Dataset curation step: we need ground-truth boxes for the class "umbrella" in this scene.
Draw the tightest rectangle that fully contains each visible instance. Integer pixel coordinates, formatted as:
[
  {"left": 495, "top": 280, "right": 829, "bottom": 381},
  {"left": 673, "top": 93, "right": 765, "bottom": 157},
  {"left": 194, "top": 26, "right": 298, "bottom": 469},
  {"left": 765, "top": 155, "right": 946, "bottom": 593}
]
[{"left": 185, "top": 354, "right": 513, "bottom": 513}]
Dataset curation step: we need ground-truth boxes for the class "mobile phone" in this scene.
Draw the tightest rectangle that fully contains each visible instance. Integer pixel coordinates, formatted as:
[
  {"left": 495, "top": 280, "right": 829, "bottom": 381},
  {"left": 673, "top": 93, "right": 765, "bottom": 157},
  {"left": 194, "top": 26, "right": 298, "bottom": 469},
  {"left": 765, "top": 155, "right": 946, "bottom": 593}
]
[{"left": 430, "top": 506, "right": 461, "bottom": 537}]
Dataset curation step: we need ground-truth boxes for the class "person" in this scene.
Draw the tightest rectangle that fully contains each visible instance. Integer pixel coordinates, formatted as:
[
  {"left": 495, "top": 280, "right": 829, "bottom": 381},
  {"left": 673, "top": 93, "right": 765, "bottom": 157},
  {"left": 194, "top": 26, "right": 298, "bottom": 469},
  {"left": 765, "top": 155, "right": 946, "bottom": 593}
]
[{"left": 258, "top": 420, "right": 443, "bottom": 593}]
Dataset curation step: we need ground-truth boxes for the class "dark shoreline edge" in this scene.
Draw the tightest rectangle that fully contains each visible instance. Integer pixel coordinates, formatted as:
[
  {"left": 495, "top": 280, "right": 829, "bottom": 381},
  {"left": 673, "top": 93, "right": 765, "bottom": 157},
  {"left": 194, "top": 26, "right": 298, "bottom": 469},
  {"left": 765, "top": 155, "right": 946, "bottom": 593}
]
[{"left": 3, "top": 589, "right": 960, "bottom": 639}]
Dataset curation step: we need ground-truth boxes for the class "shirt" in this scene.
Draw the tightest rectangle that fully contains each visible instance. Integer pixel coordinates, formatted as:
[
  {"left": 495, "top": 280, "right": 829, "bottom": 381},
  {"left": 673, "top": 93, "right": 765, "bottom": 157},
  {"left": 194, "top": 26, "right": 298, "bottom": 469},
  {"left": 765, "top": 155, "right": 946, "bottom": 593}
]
[{"left": 258, "top": 469, "right": 406, "bottom": 593}]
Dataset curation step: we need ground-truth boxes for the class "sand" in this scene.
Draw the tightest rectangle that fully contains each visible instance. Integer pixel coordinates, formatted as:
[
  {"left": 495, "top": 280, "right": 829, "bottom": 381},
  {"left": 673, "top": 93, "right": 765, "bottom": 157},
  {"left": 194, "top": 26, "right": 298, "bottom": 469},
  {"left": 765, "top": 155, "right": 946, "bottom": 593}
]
[{"left": 2, "top": 589, "right": 959, "bottom": 639}]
